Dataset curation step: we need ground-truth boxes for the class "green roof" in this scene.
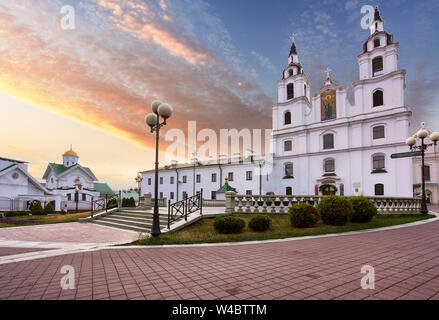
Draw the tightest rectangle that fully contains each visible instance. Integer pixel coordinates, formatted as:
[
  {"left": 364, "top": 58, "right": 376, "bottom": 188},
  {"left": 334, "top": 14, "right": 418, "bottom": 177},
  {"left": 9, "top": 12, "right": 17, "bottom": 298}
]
[
  {"left": 94, "top": 183, "right": 114, "bottom": 195},
  {"left": 43, "top": 163, "right": 96, "bottom": 179},
  {"left": 217, "top": 182, "right": 237, "bottom": 194}
]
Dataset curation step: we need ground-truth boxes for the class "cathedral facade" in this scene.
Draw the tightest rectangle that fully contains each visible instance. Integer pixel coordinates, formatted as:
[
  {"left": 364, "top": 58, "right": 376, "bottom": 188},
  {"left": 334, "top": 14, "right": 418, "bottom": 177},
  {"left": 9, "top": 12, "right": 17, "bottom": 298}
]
[{"left": 140, "top": 8, "right": 413, "bottom": 201}]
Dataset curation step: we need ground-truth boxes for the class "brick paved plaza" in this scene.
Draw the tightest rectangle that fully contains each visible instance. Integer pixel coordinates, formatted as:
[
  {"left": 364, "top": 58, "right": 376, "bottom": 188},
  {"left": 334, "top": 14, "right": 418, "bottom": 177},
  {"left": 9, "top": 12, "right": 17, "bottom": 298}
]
[{"left": 0, "top": 209, "right": 439, "bottom": 300}]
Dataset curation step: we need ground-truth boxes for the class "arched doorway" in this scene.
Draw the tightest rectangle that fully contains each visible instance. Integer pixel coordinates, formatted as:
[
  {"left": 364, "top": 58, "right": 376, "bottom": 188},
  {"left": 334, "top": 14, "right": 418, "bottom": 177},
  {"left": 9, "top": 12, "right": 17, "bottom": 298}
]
[{"left": 320, "top": 185, "right": 337, "bottom": 196}]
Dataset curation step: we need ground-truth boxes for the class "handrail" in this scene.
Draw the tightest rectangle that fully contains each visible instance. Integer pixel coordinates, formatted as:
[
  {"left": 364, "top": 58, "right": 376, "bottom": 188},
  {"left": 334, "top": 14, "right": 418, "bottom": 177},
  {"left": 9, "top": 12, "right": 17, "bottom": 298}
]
[{"left": 168, "top": 189, "right": 203, "bottom": 229}]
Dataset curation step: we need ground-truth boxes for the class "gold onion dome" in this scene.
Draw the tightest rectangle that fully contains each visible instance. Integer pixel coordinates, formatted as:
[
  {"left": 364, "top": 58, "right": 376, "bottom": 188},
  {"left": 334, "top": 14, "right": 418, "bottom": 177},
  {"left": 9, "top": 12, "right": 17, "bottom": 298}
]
[{"left": 63, "top": 146, "right": 78, "bottom": 157}]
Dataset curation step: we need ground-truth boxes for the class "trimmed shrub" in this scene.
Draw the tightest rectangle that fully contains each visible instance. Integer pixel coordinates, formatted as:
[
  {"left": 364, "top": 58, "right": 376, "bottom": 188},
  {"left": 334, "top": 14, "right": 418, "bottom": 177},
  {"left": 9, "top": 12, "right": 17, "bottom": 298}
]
[
  {"left": 289, "top": 203, "right": 320, "bottom": 228},
  {"left": 122, "top": 198, "right": 127, "bottom": 207},
  {"left": 31, "top": 201, "right": 46, "bottom": 216},
  {"left": 44, "top": 203, "right": 55, "bottom": 214},
  {"left": 349, "top": 196, "right": 377, "bottom": 223},
  {"left": 106, "top": 199, "right": 118, "bottom": 210},
  {"left": 4, "top": 211, "right": 28, "bottom": 218},
  {"left": 317, "top": 196, "right": 354, "bottom": 226},
  {"left": 129, "top": 197, "right": 136, "bottom": 207},
  {"left": 248, "top": 215, "right": 272, "bottom": 232},
  {"left": 213, "top": 216, "right": 245, "bottom": 234}
]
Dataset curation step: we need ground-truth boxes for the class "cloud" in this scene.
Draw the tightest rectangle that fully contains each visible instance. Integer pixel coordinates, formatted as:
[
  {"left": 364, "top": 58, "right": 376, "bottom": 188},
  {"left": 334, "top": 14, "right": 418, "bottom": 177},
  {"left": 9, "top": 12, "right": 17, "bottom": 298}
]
[
  {"left": 0, "top": 0, "right": 273, "bottom": 158},
  {"left": 250, "top": 51, "right": 277, "bottom": 73}
]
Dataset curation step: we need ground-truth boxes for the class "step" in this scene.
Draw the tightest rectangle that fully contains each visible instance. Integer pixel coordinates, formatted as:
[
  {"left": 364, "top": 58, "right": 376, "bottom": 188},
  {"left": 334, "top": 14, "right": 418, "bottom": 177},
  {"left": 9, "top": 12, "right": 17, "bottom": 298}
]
[
  {"left": 92, "top": 220, "right": 151, "bottom": 233},
  {"left": 110, "top": 214, "right": 168, "bottom": 224},
  {"left": 102, "top": 217, "right": 167, "bottom": 229},
  {"left": 117, "top": 211, "right": 168, "bottom": 219},
  {"left": 113, "top": 212, "right": 168, "bottom": 221}
]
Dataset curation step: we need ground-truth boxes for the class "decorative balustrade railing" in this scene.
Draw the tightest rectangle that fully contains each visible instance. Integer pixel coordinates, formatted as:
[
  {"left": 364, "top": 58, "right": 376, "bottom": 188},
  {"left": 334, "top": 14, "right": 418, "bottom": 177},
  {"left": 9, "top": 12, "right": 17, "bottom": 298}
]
[
  {"left": 202, "top": 199, "right": 226, "bottom": 207},
  {"left": 168, "top": 189, "right": 203, "bottom": 229},
  {"left": 224, "top": 192, "right": 423, "bottom": 215}
]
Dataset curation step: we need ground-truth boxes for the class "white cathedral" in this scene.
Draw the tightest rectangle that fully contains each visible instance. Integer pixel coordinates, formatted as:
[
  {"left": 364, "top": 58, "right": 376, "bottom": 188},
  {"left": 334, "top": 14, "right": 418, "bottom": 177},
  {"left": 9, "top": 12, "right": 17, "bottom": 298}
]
[{"left": 141, "top": 7, "right": 413, "bottom": 201}]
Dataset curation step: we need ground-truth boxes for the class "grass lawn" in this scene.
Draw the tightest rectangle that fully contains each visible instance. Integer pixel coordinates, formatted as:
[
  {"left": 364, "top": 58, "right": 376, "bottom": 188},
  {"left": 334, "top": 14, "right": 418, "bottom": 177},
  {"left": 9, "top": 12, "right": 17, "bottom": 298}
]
[
  {"left": 0, "top": 211, "right": 96, "bottom": 228},
  {"left": 132, "top": 214, "right": 435, "bottom": 246}
]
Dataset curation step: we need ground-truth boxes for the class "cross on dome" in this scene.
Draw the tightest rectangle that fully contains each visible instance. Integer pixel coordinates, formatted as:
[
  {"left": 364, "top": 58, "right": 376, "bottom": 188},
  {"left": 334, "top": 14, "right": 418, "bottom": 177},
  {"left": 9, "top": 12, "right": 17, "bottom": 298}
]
[
  {"left": 290, "top": 33, "right": 296, "bottom": 43},
  {"left": 324, "top": 67, "right": 332, "bottom": 79}
]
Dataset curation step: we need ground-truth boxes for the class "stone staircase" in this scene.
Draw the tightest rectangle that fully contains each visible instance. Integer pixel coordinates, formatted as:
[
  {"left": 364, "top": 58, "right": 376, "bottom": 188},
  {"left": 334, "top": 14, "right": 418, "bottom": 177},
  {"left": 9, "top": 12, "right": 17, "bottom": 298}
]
[{"left": 91, "top": 208, "right": 170, "bottom": 233}]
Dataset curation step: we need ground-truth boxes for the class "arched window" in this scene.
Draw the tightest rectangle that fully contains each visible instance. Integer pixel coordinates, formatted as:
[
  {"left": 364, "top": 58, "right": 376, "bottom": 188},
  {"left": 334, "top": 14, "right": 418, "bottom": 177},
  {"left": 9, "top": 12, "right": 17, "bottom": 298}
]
[
  {"left": 284, "top": 140, "right": 292, "bottom": 152},
  {"left": 374, "top": 38, "right": 380, "bottom": 48},
  {"left": 286, "top": 187, "right": 293, "bottom": 195},
  {"left": 372, "top": 56, "right": 383, "bottom": 76},
  {"left": 287, "top": 83, "right": 294, "bottom": 100},
  {"left": 285, "top": 163, "right": 294, "bottom": 178},
  {"left": 373, "top": 125, "right": 385, "bottom": 140},
  {"left": 375, "top": 184, "right": 384, "bottom": 196},
  {"left": 323, "top": 134, "right": 334, "bottom": 150},
  {"left": 284, "top": 111, "right": 291, "bottom": 125},
  {"left": 373, "top": 154, "right": 386, "bottom": 171},
  {"left": 324, "top": 159, "right": 335, "bottom": 173},
  {"left": 288, "top": 69, "right": 294, "bottom": 77},
  {"left": 373, "top": 90, "right": 384, "bottom": 107}
]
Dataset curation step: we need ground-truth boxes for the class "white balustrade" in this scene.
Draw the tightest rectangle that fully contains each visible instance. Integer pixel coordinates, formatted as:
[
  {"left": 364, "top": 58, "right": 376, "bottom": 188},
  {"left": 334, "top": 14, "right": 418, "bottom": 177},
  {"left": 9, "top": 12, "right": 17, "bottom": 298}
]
[{"left": 224, "top": 192, "right": 424, "bottom": 215}]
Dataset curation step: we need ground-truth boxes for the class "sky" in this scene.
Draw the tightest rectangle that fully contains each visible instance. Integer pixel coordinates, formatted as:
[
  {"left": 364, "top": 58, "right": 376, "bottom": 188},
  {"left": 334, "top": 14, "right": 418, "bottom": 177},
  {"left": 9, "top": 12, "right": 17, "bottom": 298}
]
[{"left": 1, "top": 0, "right": 438, "bottom": 190}]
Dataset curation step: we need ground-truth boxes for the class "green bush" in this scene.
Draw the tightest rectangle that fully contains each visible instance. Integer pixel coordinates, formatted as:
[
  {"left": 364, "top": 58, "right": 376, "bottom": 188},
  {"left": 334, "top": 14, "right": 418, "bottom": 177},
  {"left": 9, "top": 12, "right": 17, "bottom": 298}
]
[
  {"left": 44, "top": 203, "right": 55, "bottom": 214},
  {"left": 107, "top": 199, "right": 118, "bottom": 210},
  {"left": 31, "top": 201, "right": 46, "bottom": 216},
  {"left": 122, "top": 198, "right": 127, "bottom": 207},
  {"left": 248, "top": 215, "right": 272, "bottom": 232},
  {"left": 317, "top": 196, "right": 354, "bottom": 226},
  {"left": 213, "top": 216, "right": 245, "bottom": 234},
  {"left": 289, "top": 203, "right": 320, "bottom": 228},
  {"left": 129, "top": 197, "right": 136, "bottom": 207},
  {"left": 349, "top": 196, "right": 377, "bottom": 223},
  {"left": 4, "top": 211, "right": 28, "bottom": 218}
]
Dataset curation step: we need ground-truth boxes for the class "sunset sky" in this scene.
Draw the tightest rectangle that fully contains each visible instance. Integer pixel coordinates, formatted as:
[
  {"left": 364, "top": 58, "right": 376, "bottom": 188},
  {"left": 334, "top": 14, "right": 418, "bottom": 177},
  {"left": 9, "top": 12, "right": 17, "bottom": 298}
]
[{"left": 1, "top": 0, "right": 438, "bottom": 190}]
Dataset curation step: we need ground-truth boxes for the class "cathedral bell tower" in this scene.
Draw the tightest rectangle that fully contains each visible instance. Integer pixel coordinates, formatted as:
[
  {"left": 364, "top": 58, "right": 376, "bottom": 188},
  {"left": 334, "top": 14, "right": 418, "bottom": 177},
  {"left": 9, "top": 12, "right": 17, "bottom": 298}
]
[
  {"left": 358, "top": 6, "right": 399, "bottom": 80},
  {"left": 277, "top": 35, "right": 311, "bottom": 104},
  {"left": 273, "top": 35, "right": 312, "bottom": 133},
  {"left": 354, "top": 5, "right": 405, "bottom": 113}
]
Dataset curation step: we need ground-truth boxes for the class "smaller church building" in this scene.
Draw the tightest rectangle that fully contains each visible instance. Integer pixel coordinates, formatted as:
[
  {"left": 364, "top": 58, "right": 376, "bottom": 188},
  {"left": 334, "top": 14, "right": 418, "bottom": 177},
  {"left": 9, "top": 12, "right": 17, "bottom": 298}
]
[{"left": 0, "top": 148, "right": 114, "bottom": 212}]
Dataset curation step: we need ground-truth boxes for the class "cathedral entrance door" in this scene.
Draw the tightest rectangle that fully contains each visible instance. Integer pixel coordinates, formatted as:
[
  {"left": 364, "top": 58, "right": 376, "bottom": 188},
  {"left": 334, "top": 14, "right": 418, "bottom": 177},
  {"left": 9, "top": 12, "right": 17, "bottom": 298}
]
[{"left": 321, "top": 185, "right": 337, "bottom": 196}]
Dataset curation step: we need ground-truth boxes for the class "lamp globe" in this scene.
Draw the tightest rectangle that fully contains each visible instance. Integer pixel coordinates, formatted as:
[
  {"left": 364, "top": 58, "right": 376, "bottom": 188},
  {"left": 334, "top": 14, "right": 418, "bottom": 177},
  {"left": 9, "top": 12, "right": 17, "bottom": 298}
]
[
  {"left": 145, "top": 113, "right": 158, "bottom": 128},
  {"left": 158, "top": 103, "right": 173, "bottom": 120}
]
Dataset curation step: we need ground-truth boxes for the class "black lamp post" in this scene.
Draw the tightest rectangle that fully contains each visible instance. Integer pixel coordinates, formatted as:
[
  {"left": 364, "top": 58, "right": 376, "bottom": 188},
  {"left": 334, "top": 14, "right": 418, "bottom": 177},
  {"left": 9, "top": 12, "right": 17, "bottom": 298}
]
[
  {"left": 406, "top": 122, "right": 439, "bottom": 215},
  {"left": 74, "top": 177, "right": 82, "bottom": 213},
  {"left": 145, "top": 100, "right": 173, "bottom": 237},
  {"left": 135, "top": 173, "right": 143, "bottom": 206},
  {"left": 192, "top": 152, "right": 197, "bottom": 196}
]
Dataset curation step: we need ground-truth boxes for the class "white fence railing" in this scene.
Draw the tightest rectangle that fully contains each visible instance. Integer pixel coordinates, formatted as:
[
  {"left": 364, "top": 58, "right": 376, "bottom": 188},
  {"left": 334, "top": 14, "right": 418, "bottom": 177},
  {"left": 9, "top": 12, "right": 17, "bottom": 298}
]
[
  {"left": 202, "top": 200, "right": 226, "bottom": 207},
  {"left": 224, "top": 192, "right": 422, "bottom": 215}
]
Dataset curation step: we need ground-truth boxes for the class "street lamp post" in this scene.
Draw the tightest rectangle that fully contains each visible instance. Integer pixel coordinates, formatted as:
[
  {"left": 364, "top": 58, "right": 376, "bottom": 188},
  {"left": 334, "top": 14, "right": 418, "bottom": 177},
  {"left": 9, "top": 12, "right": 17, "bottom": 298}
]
[
  {"left": 75, "top": 185, "right": 81, "bottom": 213},
  {"left": 135, "top": 173, "right": 143, "bottom": 205},
  {"left": 406, "top": 122, "right": 439, "bottom": 215},
  {"left": 145, "top": 100, "right": 173, "bottom": 237},
  {"left": 74, "top": 177, "right": 82, "bottom": 213},
  {"left": 192, "top": 152, "right": 197, "bottom": 196}
]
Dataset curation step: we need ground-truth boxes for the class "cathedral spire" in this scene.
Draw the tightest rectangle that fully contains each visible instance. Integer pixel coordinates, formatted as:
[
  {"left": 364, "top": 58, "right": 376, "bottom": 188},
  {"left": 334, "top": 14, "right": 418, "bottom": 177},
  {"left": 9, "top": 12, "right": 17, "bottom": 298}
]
[
  {"left": 370, "top": 5, "right": 384, "bottom": 35},
  {"left": 288, "top": 33, "right": 299, "bottom": 64},
  {"left": 289, "top": 34, "right": 297, "bottom": 56},
  {"left": 374, "top": 6, "right": 383, "bottom": 22}
]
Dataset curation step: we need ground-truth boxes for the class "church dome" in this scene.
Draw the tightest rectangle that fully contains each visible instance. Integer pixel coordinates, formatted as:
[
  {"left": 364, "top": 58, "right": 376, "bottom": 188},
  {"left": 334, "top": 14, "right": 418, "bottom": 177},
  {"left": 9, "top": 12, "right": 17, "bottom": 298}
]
[{"left": 63, "top": 147, "right": 78, "bottom": 157}]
